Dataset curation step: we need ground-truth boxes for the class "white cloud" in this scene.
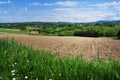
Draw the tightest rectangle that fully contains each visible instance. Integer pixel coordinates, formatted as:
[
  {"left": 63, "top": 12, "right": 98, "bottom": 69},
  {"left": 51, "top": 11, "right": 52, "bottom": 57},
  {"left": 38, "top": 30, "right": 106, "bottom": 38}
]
[
  {"left": 41, "top": 8, "right": 120, "bottom": 22},
  {"left": 1, "top": 1, "right": 120, "bottom": 22},
  {"left": 1, "top": 7, "right": 119, "bottom": 22},
  {"left": 0, "top": 10, "right": 9, "bottom": 14},
  {"left": 43, "top": 3, "right": 53, "bottom": 6},
  {"left": 29, "top": 2, "right": 41, "bottom": 6},
  {"left": 24, "top": 7, "right": 28, "bottom": 12},
  {"left": 55, "top": 1, "right": 79, "bottom": 7},
  {"left": 0, "top": 0, "right": 11, "bottom": 4},
  {"left": 2, "top": 10, "right": 8, "bottom": 14},
  {"left": 30, "top": 1, "right": 80, "bottom": 7},
  {"left": 94, "top": 1, "right": 120, "bottom": 10},
  {"left": 103, "top": 13, "right": 120, "bottom": 20}
]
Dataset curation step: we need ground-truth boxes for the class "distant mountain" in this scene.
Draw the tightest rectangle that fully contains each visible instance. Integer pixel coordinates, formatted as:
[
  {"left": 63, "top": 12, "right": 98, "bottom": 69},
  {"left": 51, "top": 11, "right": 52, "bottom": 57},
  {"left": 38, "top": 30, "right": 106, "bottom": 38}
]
[
  {"left": 56, "top": 22, "right": 75, "bottom": 24},
  {"left": 95, "top": 20, "right": 120, "bottom": 24},
  {"left": 0, "top": 20, "right": 120, "bottom": 24}
]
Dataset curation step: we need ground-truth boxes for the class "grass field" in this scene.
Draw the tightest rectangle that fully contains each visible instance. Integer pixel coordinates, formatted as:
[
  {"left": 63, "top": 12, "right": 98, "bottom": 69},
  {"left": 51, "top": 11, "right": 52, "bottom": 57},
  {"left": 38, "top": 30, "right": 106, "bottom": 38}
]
[
  {"left": 0, "top": 28, "right": 28, "bottom": 34},
  {"left": 0, "top": 38, "right": 120, "bottom": 80}
]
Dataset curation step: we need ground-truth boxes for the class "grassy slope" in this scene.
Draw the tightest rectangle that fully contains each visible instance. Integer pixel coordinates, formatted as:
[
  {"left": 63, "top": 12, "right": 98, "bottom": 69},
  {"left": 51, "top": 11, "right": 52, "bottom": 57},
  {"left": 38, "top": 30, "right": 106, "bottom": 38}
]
[
  {"left": 0, "top": 28, "right": 28, "bottom": 34},
  {"left": 0, "top": 38, "right": 120, "bottom": 80}
]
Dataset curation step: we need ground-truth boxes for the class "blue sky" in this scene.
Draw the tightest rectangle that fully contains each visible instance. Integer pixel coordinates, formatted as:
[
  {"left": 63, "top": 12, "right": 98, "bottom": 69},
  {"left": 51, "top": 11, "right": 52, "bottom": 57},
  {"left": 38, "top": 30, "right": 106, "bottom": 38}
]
[{"left": 0, "top": 0, "right": 120, "bottom": 22}]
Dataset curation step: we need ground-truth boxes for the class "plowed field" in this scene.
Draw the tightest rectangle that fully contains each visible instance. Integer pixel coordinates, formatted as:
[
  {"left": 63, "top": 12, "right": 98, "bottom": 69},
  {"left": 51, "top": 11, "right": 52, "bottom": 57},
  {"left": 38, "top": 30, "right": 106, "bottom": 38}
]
[{"left": 0, "top": 33, "right": 120, "bottom": 60}]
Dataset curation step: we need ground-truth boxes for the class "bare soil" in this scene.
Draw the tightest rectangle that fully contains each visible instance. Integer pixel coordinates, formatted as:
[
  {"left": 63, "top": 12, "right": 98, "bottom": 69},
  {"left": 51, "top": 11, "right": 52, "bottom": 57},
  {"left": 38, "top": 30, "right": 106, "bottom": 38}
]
[{"left": 0, "top": 33, "right": 120, "bottom": 60}]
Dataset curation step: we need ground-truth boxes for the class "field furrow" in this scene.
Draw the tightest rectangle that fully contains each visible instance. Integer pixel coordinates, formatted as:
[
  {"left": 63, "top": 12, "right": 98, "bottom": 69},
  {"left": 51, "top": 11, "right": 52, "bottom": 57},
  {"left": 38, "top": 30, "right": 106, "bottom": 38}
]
[{"left": 0, "top": 33, "right": 120, "bottom": 60}]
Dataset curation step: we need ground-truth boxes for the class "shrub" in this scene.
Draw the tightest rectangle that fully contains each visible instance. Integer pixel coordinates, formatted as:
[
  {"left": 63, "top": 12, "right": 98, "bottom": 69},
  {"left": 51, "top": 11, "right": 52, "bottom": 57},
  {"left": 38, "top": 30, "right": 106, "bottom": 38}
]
[
  {"left": 74, "top": 29, "right": 99, "bottom": 37},
  {"left": 118, "top": 30, "right": 120, "bottom": 39},
  {"left": 20, "top": 27, "right": 26, "bottom": 30}
]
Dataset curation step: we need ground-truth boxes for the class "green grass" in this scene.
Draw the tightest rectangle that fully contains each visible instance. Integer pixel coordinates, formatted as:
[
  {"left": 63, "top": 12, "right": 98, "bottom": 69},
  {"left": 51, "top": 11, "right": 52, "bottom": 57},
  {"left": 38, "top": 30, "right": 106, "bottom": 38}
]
[
  {"left": 0, "top": 28, "right": 29, "bottom": 34},
  {"left": 0, "top": 38, "right": 120, "bottom": 80}
]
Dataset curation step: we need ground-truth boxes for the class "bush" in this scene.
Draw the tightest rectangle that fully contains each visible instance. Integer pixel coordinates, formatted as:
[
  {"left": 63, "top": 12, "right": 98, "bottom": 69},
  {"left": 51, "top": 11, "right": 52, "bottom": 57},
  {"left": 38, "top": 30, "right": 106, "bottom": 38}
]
[
  {"left": 20, "top": 27, "right": 26, "bottom": 30},
  {"left": 118, "top": 30, "right": 120, "bottom": 39},
  {"left": 74, "top": 29, "right": 99, "bottom": 37}
]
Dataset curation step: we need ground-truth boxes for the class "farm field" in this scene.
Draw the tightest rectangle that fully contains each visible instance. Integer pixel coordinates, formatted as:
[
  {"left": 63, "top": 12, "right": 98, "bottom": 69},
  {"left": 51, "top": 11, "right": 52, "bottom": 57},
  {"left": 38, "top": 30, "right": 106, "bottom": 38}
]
[
  {"left": 0, "top": 33, "right": 120, "bottom": 60},
  {"left": 0, "top": 0, "right": 120, "bottom": 79},
  {"left": 0, "top": 37, "right": 120, "bottom": 80}
]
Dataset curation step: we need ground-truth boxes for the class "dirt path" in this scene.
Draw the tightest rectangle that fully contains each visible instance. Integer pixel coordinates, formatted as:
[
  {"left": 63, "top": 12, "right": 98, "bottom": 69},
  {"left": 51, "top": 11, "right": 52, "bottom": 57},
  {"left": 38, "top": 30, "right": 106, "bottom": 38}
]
[{"left": 0, "top": 33, "right": 120, "bottom": 60}]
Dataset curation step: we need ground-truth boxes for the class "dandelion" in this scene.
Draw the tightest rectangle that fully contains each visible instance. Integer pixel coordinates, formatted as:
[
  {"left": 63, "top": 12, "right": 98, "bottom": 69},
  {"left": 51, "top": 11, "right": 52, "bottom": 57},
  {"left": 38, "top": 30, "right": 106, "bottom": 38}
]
[{"left": 25, "top": 76, "right": 28, "bottom": 79}]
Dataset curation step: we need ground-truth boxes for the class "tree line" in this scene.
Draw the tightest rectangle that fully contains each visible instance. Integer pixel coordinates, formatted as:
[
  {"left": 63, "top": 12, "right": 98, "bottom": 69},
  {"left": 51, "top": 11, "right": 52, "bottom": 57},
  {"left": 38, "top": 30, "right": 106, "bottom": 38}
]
[{"left": 0, "top": 22, "right": 120, "bottom": 38}]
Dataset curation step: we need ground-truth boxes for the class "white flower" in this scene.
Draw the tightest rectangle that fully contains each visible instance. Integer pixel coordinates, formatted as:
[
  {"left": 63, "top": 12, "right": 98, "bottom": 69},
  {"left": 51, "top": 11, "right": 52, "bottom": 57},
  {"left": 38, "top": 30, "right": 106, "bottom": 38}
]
[
  {"left": 12, "top": 78, "right": 16, "bottom": 80},
  {"left": 36, "top": 78, "right": 38, "bottom": 80},
  {"left": 14, "top": 63, "right": 17, "bottom": 65},
  {"left": 49, "top": 79, "right": 52, "bottom": 80},
  {"left": 25, "top": 76, "right": 28, "bottom": 79},
  {"left": 11, "top": 73, "right": 15, "bottom": 76},
  {"left": 12, "top": 64, "right": 14, "bottom": 67},
  {"left": 11, "top": 70, "right": 15, "bottom": 73}
]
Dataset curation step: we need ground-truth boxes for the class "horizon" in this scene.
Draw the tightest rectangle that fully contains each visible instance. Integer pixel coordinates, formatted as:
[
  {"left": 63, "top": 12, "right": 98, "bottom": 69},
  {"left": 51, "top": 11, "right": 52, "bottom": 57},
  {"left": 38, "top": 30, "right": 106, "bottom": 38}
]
[
  {"left": 0, "top": 20, "right": 120, "bottom": 24},
  {"left": 0, "top": 0, "right": 120, "bottom": 23}
]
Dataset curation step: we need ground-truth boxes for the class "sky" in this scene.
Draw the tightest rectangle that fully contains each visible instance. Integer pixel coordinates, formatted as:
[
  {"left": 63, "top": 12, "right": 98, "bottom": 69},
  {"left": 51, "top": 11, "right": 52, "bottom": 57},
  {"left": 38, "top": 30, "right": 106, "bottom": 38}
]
[{"left": 0, "top": 0, "right": 120, "bottom": 23}]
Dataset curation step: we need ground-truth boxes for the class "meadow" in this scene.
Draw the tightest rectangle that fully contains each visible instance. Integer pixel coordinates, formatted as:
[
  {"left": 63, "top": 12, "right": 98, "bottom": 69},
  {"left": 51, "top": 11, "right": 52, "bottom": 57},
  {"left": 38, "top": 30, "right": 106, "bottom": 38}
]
[
  {"left": 0, "top": 38, "right": 120, "bottom": 80},
  {"left": 0, "top": 28, "right": 29, "bottom": 34}
]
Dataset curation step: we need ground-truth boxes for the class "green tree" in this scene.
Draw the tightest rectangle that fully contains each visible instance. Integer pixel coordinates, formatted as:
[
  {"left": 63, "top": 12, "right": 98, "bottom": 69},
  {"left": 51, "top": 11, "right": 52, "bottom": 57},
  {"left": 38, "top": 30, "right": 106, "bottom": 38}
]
[{"left": 117, "top": 30, "right": 120, "bottom": 39}]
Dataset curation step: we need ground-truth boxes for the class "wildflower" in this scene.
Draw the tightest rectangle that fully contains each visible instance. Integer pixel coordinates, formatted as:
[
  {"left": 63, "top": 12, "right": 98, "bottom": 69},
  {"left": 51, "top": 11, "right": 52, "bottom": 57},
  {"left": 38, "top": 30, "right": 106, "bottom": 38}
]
[
  {"left": 91, "top": 78, "right": 93, "bottom": 80},
  {"left": 11, "top": 70, "right": 15, "bottom": 73},
  {"left": 11, "top": 70, "right": 15, "bottom": 76},
  {"left": 11, "top": 73, "right": 15, "bottom": 76},
  {"left": 14, "top": 63, "right": 17, "bottom": 65},
  {"left": 12, "top": 78, "right": 16, "bottom": 80},
  {"left": 49, "top": 79, "right": 52, "bottom": 80},
  {"left": 36, "top": 78, "right": 38, "bottom": 80},
  {"left": 25, "top": 76, "right": 28, "bottom": 79},
  {"left": 12, "top": 64, "right": 14, "bottom": 67}
]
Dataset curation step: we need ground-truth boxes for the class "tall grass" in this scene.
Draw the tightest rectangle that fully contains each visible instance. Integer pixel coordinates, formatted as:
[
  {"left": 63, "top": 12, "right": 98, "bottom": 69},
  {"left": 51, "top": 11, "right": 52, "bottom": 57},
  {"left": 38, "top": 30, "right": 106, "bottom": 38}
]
[{"left": 0, "top": 38, "right": 120, "bottom": 80}]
